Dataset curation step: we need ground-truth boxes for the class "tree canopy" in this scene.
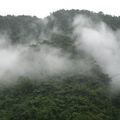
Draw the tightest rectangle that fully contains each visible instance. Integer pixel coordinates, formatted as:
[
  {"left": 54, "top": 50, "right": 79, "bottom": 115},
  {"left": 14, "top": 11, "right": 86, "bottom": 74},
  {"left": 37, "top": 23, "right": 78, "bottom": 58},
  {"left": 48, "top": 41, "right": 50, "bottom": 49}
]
[{"left": 0, "top": 9, "right": 120, "bottom": 120}]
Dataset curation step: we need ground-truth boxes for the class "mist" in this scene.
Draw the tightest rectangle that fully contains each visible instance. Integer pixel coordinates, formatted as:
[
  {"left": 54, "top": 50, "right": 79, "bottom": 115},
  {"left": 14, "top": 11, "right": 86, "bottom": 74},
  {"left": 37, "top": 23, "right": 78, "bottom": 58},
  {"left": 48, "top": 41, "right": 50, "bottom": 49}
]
[
  {"left": 73, "top": 15, "right": 120, "bottom": 90},
  {"left": 0, "top": 21, "right": 92, "bottom": 83},
  {"left": 1, "top": 14, "right": 120, "bottom": 91}
]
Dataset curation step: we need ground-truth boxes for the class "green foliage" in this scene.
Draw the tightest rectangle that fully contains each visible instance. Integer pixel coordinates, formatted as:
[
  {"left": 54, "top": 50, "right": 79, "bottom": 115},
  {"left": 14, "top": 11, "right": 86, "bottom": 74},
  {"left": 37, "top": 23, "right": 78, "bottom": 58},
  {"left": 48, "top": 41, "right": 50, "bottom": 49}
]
[
  {"left": 0, "top": 15, "right": 42, "bottom": 44},
  {"left": 0, "top": 9, "right": 120, "bottom": 120},
  {"left": 0, "top": 72, "right": 117, "bottom": 120},
  {"left": 0, "top": 9, "right": 120, "bottom": 44}
]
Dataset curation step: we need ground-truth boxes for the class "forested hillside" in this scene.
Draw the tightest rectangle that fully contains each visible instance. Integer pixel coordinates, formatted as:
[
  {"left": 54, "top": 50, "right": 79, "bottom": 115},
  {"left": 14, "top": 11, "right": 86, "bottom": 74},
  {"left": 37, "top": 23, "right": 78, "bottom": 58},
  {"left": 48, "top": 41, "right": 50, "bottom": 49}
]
[{"left": 0, "top": 9, "right": 120, "bottom": 120}]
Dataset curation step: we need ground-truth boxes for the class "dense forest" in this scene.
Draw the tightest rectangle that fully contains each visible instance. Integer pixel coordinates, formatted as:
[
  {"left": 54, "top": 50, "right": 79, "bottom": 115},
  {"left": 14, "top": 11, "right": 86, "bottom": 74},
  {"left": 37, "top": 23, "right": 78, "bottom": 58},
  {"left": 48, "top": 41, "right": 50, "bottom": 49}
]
[{"left": 0, "top": 9, "right": 120, "bottom": 119}]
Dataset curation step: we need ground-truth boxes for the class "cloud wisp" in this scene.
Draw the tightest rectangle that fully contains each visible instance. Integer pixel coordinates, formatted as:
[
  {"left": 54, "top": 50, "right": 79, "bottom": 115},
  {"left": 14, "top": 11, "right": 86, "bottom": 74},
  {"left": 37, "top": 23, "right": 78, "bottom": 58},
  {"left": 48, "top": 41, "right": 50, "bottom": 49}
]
[{"left": 73, "top": 15, "right": 120, "bottom": 89}]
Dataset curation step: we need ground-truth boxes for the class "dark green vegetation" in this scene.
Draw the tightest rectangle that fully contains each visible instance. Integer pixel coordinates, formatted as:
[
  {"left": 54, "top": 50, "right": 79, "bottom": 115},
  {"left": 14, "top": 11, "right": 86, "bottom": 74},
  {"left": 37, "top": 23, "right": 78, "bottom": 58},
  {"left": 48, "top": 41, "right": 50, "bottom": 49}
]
[
  {"left": 0, "top": 73, "right": 114, "bottom": 120},
  {"left": 0, "top": 9, "right": 120, "bottom": 119}
]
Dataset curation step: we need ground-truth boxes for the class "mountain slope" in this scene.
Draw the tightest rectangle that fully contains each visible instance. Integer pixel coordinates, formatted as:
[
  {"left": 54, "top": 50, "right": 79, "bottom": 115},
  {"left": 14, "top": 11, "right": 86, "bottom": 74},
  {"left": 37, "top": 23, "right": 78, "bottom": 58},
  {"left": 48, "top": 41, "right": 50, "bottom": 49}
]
[{"left": 0, "top": 9, "right": 120, "bottom": 120}]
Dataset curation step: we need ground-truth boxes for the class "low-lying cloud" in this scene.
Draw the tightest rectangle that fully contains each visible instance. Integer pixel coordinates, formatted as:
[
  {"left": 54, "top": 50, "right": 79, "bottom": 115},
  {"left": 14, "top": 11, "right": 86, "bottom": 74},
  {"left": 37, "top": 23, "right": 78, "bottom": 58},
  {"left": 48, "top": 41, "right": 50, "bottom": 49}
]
[
  {"left": 0, "top": 33, "right": 90, "bottom": 83},
  {"left": 1, "top": 14, "right": 120, "bottom": 91},
  {"left": 73, "top": 15, "right": 120, "bottom": 89}
]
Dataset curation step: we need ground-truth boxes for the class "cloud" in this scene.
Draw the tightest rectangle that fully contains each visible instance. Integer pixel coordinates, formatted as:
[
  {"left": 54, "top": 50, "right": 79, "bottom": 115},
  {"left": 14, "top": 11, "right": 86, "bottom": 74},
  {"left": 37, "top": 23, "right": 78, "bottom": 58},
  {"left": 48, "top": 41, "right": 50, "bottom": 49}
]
[
  {"left": 0, "top": 31, "right": 89, "bottom": 83},
  {"left": 73, "top": 15, "right": 120, "bottom": 90}
]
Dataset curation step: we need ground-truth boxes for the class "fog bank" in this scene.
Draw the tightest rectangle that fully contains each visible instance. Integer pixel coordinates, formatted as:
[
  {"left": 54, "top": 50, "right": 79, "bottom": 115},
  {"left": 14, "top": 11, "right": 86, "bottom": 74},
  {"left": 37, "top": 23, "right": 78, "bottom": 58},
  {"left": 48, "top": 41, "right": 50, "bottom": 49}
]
[{"left": 73, "top": 15, "right": 120, "bottom": 89}]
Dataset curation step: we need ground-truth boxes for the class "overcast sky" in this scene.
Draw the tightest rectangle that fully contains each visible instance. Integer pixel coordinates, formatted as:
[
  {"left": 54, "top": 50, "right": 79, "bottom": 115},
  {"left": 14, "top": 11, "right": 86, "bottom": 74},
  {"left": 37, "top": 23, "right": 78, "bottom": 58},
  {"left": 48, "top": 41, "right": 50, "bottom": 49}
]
[{"left": 0, "top": 0, "right": 120, "bottom": 18}]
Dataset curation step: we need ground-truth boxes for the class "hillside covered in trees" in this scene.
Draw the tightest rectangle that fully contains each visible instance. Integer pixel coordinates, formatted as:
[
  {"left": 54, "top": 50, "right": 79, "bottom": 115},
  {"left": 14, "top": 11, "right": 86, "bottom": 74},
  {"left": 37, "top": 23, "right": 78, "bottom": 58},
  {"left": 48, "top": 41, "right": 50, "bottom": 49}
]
[{"left": 0, "top": 9, "right": 120, "bottom": 120}]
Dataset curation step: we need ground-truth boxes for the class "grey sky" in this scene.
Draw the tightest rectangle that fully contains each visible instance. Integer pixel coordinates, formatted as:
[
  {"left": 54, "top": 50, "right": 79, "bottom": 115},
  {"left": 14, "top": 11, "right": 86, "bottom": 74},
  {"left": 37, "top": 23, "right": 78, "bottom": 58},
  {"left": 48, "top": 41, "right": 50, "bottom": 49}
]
[{"left": 0, "top": 0, "right": 119, "bottom": 18}]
